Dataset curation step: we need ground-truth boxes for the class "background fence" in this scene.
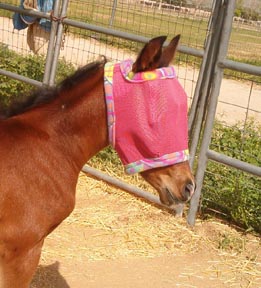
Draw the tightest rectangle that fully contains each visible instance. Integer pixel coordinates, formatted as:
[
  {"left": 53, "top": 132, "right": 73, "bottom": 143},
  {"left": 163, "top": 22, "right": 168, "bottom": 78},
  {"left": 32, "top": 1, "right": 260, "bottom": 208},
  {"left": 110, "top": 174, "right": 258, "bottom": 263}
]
[{"left": 0, "top": 0, "right": 260, "bottom": 231}]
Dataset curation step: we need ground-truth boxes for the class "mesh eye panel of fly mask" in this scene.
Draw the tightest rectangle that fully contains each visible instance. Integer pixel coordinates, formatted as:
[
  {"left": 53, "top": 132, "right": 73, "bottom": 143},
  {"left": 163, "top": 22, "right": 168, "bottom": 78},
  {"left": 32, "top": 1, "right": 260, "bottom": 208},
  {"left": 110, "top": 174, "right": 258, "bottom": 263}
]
[{"left": 104, "top": 59, "right": 189, "bottom": 174}]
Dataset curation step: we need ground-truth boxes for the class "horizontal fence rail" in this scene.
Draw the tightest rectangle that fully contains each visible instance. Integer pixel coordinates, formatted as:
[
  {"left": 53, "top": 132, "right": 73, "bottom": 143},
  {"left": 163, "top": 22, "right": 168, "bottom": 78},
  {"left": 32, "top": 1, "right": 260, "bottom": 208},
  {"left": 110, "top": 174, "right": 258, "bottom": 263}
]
[
  {"left": 206, "top": 150, "right": 261, "bottom": 177},
  {"left": 219, "top": 59, "right": 261, "bottom": 76}
]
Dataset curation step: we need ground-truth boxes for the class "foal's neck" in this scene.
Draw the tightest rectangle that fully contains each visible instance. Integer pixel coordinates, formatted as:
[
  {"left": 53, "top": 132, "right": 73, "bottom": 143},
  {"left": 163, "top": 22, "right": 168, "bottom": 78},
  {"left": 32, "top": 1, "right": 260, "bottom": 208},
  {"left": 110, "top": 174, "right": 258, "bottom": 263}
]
[
  {"left": 56, "top": 66, "right": 109, "bottom": 169},
  {"left": 20, "top": 65, "right": 109, "bottom": 172}
]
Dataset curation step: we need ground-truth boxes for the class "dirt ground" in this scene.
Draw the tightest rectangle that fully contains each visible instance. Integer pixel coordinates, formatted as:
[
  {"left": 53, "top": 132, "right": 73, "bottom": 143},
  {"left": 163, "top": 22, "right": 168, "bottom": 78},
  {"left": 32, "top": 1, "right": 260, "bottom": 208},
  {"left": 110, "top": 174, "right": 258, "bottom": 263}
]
[
  {"left": 29, "top": 173, "right": 261, "bottom": 288},
  {"left": 1, "top": 17, "right": 261, "bottom": 288}
]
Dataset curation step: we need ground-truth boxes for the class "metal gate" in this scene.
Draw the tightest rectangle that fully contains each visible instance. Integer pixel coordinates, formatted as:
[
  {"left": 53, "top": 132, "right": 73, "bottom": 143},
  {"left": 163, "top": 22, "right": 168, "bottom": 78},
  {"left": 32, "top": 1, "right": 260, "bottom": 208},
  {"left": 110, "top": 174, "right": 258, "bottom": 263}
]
[{"left": 0, "top": 0, "right": 260, "bottom": 227}]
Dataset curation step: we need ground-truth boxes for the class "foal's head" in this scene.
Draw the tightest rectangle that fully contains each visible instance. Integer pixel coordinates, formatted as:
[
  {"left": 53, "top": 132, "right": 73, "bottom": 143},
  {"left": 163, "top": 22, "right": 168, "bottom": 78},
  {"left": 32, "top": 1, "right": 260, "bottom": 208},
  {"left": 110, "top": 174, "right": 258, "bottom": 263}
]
[{"left": 132, "top": 35, "right": 195, "bottom": 208}]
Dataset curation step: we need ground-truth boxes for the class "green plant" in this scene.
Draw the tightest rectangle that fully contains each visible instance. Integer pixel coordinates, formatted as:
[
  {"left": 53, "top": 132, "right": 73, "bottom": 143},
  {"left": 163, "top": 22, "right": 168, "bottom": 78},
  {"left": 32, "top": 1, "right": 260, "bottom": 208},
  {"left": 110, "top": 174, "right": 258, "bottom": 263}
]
[
  {"left": 202, "top": 120, "right": 261, "bottom": 233},
  {"left": 218, "top": 232, "right": 245, "bottom": 252},
  {"left": 0, "top": 44, "right": 75, "bottom": 108}
]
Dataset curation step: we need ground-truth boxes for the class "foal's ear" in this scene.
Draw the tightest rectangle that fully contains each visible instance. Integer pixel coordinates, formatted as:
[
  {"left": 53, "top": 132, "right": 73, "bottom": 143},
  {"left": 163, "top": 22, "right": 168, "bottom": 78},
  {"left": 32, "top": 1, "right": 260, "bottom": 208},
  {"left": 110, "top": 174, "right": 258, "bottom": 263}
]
[
  {"left": 159, "top": 34, "right": 181, "bottom": 67},
  {"left": 132, "top": 36, "right": 167, "bottom": 73}
]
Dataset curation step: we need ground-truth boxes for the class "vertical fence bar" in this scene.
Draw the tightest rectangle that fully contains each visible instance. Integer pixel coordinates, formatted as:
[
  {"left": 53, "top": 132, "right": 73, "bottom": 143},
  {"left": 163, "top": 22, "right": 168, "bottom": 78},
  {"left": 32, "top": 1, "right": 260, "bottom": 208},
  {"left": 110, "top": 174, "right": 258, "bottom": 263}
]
[
  {"left": 189, "top": 0, "right": 223, "bottom": 168},
  {"left": 188, "top": 0, "right": 217, "bottom": 131},
  {"left": 48, "top": 0, "right": 69, "bottom": 86},
  {"left": 187, "top": 0, "right": 237, "bottom": 226},
  {"left": 42, "top": 0, "right": 61, "bottom": 85},
  {"left": 109, "top": 0, "right": 118, "bottom": 27}
]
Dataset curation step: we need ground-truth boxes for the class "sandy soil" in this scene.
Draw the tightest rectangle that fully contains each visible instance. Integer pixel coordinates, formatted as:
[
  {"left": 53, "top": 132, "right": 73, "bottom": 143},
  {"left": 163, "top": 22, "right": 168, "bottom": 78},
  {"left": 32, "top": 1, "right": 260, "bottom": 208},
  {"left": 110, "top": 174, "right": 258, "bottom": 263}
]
[{"left": 1, "top": 17, "right": 261, "bottom": 125}]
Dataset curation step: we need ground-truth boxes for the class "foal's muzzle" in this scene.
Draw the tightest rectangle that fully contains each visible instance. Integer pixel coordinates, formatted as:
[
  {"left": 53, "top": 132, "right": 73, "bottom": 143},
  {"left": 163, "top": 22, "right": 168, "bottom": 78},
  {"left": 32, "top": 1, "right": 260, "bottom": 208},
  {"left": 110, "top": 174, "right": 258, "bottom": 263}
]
[{"left": 164, "top": 180, "right": 195, "bottom": 206}]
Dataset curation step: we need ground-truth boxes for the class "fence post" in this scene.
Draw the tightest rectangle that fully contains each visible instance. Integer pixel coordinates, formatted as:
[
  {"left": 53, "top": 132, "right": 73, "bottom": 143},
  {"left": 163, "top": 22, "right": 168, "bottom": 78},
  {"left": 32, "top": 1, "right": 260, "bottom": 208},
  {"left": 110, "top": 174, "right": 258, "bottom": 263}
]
[
  {"left": 189, "top": 0, "right": 224, "bottom": 168},
  {"left": 42, "top": 0, "right": 61, "bottom": 86},
  {"left": 109, "top": 0, "right": 118, "bottom": 27},
  {"left": 48, "top": 0, "right": 70, "bottom": 86},
  {"left": 187, "top": 0, "right": 237, "bottom": 226}
]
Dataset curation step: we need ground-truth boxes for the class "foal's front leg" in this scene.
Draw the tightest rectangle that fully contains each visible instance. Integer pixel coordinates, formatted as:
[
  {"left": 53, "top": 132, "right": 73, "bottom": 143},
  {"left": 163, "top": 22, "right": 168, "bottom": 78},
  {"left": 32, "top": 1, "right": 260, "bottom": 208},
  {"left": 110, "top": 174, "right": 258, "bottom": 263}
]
[{"left": 0, "top": 239, "right": 44, "bottom": 288}]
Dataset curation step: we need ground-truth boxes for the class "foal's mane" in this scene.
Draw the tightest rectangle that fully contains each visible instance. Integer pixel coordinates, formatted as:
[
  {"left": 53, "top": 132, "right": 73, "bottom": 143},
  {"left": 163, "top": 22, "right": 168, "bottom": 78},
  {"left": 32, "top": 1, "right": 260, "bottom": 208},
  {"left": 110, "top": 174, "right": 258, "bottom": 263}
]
[{"left": 1, "top": 58, "right": 106, "bottom": 119}]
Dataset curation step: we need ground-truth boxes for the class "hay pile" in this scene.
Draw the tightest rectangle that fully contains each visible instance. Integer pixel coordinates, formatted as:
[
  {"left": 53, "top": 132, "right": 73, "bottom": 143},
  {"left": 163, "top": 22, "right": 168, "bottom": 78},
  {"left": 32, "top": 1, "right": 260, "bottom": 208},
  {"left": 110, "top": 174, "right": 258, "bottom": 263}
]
[
  {"left": 43, "top": 172, "right": 200, "bottom": 261},
  {"left": 37, "top": 161, "right": 261, "bottom": 287}
]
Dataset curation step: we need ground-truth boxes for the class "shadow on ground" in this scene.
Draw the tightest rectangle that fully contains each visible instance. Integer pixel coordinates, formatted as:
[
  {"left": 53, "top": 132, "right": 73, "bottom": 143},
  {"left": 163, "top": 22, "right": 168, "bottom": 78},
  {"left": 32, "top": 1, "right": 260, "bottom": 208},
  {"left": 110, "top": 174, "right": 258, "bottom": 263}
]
[{"left": 31, "top": 261, "right": 70, "bottom": 288}]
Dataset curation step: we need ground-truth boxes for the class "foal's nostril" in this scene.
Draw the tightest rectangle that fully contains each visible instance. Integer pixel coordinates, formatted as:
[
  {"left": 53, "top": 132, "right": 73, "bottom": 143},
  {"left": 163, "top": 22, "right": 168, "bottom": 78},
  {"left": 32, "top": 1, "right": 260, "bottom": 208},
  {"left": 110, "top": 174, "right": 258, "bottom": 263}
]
[{"left": 183, "top": 182, "right": 195, "bottom": 200}]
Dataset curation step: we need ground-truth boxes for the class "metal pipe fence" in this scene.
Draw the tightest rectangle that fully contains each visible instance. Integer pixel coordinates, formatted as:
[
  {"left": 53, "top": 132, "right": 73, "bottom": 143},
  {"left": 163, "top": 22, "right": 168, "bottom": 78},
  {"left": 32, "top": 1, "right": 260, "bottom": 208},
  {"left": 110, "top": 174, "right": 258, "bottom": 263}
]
[{"left": 0, "top": 0, "right": 260, "bottom": 228}]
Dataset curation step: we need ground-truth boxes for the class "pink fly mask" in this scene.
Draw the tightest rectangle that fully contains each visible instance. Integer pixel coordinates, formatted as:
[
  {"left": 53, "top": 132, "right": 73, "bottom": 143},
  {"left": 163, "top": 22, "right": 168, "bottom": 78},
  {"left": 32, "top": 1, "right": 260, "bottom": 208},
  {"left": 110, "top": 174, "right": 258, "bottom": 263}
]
[{"left": 104, "top": 59, "right": 189, "bottom": 174}]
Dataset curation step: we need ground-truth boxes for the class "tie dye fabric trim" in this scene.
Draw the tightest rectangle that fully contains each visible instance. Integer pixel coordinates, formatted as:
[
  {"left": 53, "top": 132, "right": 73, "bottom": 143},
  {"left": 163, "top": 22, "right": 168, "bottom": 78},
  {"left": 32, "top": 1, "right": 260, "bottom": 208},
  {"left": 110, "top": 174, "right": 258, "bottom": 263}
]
[
  {"left": 120, "top": 59, "right": 176, "bottom": 82},
  {"left": 104, "top": 62, "right": 116, "bottom": 146},
  {"left": 125, "top": 150, "right": 190, "bottom": 174}
]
